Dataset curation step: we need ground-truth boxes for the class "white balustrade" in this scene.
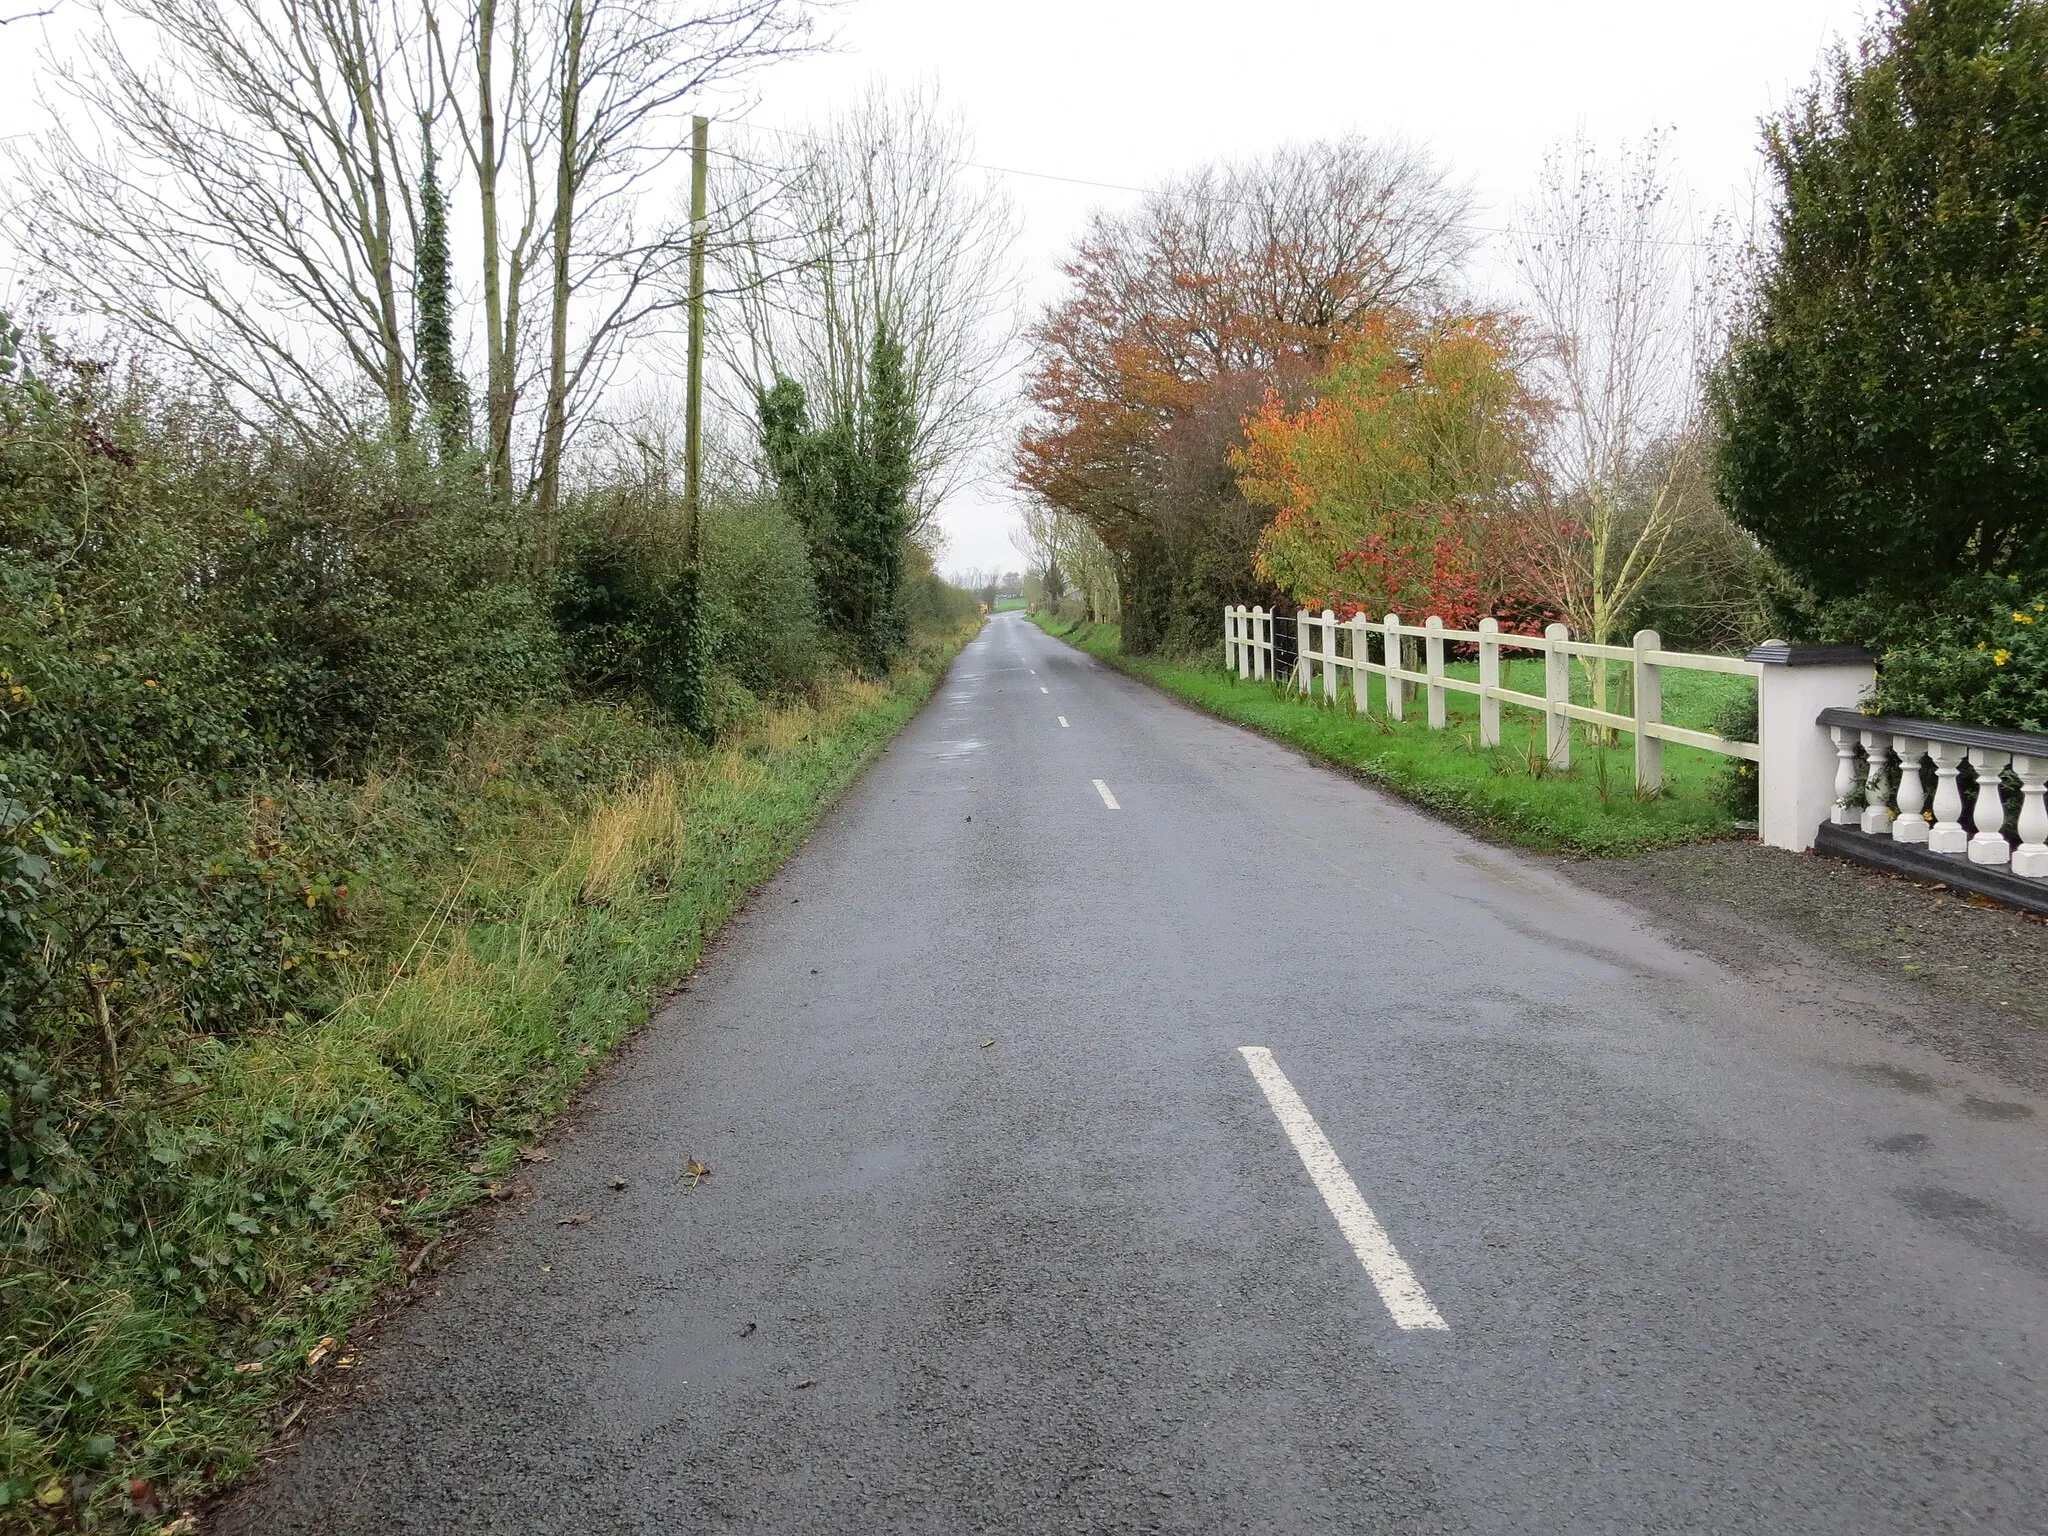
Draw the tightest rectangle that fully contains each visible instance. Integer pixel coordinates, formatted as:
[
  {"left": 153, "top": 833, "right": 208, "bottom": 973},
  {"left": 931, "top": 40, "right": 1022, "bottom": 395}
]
[
  {"left": 1859, "top": 730, "right": 1893, "bottom": 835},
  {"left": 1830, "top": 726, "right": 1861, "bottom": 826},
  {"left": 2014, "top": 755, "right": 2048, "bottom": 877},
  {"left": 1967, "top": 748, "right": 2013, "bottom": 866},
  {"left": 1891, "top": 736, "right": 1929, "bottom": 844},
  {"left": 1927, "top": 740, "right": 1968, "bottom": 854}
]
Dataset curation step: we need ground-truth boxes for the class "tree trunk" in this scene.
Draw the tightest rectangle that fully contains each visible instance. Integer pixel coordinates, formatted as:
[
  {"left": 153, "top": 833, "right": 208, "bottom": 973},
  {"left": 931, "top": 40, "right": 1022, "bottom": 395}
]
[{"left": 536, "top": 0, "right": 585, "bottom": 525}]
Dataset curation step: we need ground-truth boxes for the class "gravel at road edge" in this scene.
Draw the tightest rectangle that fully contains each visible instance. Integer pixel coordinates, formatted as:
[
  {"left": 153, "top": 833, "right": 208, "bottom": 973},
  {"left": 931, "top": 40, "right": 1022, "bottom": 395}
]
[{"left": 1561, "top": 840, "right": 2048, "bottom": 1096}]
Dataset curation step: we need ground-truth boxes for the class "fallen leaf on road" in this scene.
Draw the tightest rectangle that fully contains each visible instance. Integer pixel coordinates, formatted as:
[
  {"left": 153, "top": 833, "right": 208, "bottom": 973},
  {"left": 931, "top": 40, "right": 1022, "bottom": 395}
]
[
  {"left": 610, "top": 1177, "right": 628, "bottom": 1191},
  {"left": 519, "top": 1148, "right": 552, "bottom": 1164},
  {"left": 558, "top": 1213, "right": 589, "bottom": 1226},
  {"left": 307, "top": 1336, "right": 337, "bottom": 1367},
  {"left": 739, "top": 1321, "right": 756, "bottom": 1338},
  {"left": 793, "top": 1378, "right": 816, "bottom": 1390},
  {"left": 980, "top": 1039, "right": 996, "bottom": 1049},
  {"left": 683, "top": 1158, "right": 711, "bottom": 1186}
]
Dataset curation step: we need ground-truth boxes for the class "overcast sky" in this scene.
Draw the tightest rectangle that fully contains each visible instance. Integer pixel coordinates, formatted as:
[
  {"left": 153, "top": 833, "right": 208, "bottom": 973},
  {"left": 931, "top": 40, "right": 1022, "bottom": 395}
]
[{"left": 0, "top": 0, "right": 1874, "bottom": 576}]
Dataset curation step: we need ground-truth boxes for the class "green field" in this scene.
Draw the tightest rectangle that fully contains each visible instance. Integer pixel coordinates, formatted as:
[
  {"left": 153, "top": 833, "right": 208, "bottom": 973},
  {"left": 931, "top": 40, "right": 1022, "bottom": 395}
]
[{"left": 1036, "top": 615, "right": 1754, "bottom": 857}]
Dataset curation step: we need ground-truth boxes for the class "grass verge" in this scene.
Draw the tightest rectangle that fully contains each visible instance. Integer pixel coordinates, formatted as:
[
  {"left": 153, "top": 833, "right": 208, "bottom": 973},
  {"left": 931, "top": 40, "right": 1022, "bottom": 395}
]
[
  {"left": 2, "top": 622, "right": 976, "bottom": 1532},
  {"left": 1034, "top": 613, "right": 1747, "bottom": 856}
]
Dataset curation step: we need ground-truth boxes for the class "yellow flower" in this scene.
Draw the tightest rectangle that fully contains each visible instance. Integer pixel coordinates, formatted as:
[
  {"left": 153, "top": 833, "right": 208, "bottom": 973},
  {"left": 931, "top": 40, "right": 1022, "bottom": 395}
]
[
  {"left": 2016, "top": 612, "right": 2034, "bottom": 624},
  {"left": 1995, "top": 649, "right": 2011, "bottom": 666}
]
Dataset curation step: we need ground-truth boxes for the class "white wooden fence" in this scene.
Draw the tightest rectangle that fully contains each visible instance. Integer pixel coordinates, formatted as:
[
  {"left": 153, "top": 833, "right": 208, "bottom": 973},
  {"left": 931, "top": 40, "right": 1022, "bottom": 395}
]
[{"left": 1223, "top": 604, "right": 1762, "bottom": 793}]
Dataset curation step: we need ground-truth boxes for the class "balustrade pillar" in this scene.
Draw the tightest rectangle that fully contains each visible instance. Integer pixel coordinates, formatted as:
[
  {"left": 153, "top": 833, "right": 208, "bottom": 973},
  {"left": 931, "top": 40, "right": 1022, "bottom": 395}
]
[
  {"left": 2012, "top": 754, "right": 2048, "bottom": 878},
  {"left": 1858, "top": 730, "right": 1893, "bottom": 834},
  {"left": 1830, "top": 726, "right": 1861, "bottom": 826},
  {"left": 1968, "top": 748, "right": 2013, "bottom": 866},
  {"left": 1927, "top": 741, "right": 1968, "bottom": 854},
  {"left": 1891, "top": 736, "right": 1929, "bottom": 844}
]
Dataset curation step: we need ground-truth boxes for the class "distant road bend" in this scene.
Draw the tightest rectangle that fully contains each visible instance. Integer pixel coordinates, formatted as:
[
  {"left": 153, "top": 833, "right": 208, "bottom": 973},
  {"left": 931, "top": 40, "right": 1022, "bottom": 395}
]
[{"left": 222, "top": 612, "right": 2048, "bottom": 1535}]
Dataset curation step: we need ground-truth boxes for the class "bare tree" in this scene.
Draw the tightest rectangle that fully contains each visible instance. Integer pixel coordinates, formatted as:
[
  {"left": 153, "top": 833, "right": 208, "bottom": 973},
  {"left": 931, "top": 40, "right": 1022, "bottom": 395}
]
[
  {"left": 10, "top": 0, "right": 813, "bottom": 503},
  {"left": 714, "top": 83, "right": 1021, "bottom": 540},
  {"left": 1513, "top": 130, "right": 1723, "bottom": 710},
  {"left": 1015, "top": 500, "right": 1117, "bottom": 622},
  {"left": 12, "top": 0, "right": 428, "bottom": 437}
]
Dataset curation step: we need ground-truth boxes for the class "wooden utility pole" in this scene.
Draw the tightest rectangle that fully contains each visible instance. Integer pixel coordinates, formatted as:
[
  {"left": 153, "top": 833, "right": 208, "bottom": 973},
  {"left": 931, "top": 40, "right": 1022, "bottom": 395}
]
[{"left": 684, "top": 114, "right": 708, "bottom": 560}]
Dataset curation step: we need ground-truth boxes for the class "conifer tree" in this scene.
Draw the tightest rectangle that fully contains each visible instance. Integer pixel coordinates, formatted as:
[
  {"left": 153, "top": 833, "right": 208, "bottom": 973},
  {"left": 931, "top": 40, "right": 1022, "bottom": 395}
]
[{"left": 1712, "top": 0, "right": 2048, "bottom": 606}]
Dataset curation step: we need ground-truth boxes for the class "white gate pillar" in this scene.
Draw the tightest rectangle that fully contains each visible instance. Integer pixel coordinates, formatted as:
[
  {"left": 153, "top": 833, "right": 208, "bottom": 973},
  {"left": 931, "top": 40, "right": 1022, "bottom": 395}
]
[{"left": 1748, "top": 641, "right": 1878, "bottom": 852}]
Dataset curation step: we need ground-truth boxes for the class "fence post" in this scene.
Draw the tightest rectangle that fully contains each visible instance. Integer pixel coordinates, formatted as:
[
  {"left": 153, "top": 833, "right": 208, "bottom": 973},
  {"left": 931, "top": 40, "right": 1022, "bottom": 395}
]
[
  {"left": 1294, "top": 610, "right": 1311, "bottom": 695},
  {"left": 1478, "top": 617, "right": 1500, "bottom": 748},
  {"left": 1425, "top": 616, "right": 1446, "bottom": 729},
  {"left": 1544, "top": 622, "right": 1572, "bottom": 769},
  {"left": 1747, "top": 640, "right": 1878, "bottom": 851},
  {"left": 1320, "top": 609, "right": 1337, "bottom": 704},
  {"left": 1223, "top": 604, "right": 1234, "bottom": 674},
  {"left": 1632, "top": 629, "right": 1663, "bottom": 793},
  {"left": 1251, "top": 606, "right": 1267, "bottom": 680},
  {"left": 1383, "top": 613, "right": 1403, "bottom": 721}
]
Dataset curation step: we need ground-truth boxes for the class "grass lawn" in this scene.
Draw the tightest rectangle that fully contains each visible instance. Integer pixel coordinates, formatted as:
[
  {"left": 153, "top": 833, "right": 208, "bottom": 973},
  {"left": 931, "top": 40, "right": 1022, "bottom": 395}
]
[{"left": 1035, "top": 614, "right": 1754, "bottom": 857}]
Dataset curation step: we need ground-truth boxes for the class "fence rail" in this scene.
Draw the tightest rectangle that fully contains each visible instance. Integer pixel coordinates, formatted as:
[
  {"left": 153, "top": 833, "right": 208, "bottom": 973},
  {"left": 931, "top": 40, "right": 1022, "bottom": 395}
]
[{"left": 1223, "top": 604, "right": 1763, "bottom": 793}]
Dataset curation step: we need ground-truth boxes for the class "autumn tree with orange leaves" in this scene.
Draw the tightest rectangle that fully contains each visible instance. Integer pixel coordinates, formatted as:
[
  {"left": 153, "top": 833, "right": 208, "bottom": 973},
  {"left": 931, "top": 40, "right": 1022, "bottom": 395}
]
[
  {"left": 1236, "top": 313, "right": 1545, "bottom": 626},
  {"left": 1016, "top": 139, "right": 1474, "bottom": 652}
]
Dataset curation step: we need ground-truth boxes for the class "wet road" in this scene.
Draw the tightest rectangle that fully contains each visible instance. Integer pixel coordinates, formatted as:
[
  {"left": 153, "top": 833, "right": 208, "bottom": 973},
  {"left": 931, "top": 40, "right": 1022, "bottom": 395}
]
[{"left": 219, "top": 612, "right": 2048, "bottom": 1534}]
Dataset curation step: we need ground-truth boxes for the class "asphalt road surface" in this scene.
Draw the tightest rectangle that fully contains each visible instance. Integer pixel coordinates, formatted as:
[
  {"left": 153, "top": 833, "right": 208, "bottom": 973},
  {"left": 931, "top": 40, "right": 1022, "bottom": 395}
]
[{"left": 218, "top": 612, "right": 2048, "bottom": 1534}]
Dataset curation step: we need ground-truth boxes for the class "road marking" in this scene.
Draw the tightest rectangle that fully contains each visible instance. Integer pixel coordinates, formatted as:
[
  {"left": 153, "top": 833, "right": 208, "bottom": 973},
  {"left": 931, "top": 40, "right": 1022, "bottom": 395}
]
[
  {"left": 1093, "top": 779, "right": 1120, "bottom": 810},
  {"left": 1058, "top": 716, "right": 1069, "bottom": 728},
  {"left": 1040, "top": 686, "right": 1049, "bottom": 693},
  {"left": 1236, "top": 1047, "right": 1448, "bottom": 1331}
]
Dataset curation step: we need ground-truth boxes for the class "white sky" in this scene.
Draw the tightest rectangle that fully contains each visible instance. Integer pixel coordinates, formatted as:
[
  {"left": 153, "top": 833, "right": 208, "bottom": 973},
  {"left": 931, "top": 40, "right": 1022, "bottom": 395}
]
[{"left": 1, "top": 0, "right": 1875, "bottom": 576}]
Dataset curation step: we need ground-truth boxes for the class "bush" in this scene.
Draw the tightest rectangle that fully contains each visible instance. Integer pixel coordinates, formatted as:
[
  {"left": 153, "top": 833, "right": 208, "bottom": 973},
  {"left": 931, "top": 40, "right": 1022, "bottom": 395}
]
[
  {"left": 0, "top": 327, "right": 563, "bottom": 1296},
  {"left": 1709, "top": 689, "right": 1761, "bottom": 818},
  {"left": 1845, "top": 576, "right": 2048, "bottom": 731},
  {"left": 698, "top": 493, "right": 828, "bottom": 699}
]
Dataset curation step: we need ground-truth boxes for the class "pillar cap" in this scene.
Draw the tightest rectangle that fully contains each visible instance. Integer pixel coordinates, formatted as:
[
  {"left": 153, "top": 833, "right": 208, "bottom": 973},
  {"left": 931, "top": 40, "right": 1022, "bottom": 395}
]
[{"left": 1744, "top": 640, "right": 1878, "bottom": 667}]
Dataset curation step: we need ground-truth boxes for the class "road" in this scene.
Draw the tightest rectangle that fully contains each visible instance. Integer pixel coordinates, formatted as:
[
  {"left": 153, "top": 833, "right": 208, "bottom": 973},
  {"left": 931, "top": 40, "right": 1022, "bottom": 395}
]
[{"left": 219, "top": 612, "right": 2048, "bottom": 1534}]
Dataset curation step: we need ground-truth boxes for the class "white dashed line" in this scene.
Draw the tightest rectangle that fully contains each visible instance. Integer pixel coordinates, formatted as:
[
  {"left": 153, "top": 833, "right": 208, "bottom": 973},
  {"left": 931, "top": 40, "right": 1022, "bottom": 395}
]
[
  {"left": 1092, "top": 779, "right": 1120, "bottom": 810},
  {"left": 1058, "top": 716, "right": 1069, "bottom": 728},
  {"left": 1237, "top": 1047, "right": 1448, "bottom": 1331}
]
